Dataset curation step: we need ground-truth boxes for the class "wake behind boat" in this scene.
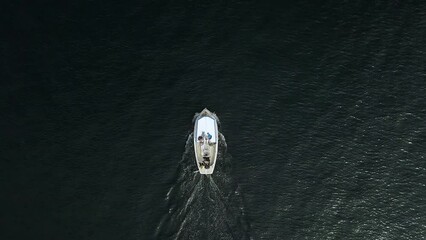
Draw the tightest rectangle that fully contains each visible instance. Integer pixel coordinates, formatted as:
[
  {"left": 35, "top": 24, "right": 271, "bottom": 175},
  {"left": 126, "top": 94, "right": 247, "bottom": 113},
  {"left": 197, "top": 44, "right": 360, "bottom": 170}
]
[{"left": 194, "top": 108, "right": 219, "bottom": 174}]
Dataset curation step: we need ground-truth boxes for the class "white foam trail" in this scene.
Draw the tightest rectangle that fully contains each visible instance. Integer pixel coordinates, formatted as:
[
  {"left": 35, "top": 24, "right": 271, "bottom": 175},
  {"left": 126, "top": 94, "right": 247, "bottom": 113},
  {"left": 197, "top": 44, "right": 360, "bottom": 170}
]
[{"left": 155, "top": 114, "right": 250, "bottom": 239}]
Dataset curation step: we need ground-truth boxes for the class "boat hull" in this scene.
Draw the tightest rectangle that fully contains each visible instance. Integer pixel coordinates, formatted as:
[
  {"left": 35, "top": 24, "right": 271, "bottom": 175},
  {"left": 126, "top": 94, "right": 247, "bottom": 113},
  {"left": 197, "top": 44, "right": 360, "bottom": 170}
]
[{"left": 193, "top": 109, "right": 218, "bottom": 174}]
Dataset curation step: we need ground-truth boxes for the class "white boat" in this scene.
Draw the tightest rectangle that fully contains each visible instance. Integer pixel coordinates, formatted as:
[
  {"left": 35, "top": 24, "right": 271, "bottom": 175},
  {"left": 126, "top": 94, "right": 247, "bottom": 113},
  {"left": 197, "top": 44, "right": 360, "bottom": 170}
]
[{"left": 193, "top": 108, "right": 219, "bottom": 174}]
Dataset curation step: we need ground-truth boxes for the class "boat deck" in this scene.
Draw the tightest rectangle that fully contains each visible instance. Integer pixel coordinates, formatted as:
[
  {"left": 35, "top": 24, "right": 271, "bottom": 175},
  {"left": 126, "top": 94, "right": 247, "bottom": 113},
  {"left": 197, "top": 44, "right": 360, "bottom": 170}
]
[{"left": 194, "top": 141, "right": 217, "bottom": 174}]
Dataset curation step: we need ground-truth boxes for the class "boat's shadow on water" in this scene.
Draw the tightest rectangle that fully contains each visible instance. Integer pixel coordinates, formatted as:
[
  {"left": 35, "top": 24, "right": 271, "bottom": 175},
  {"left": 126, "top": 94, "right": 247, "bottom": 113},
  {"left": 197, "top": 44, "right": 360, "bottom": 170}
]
[{"left": 155, "top": 133, "right": 251, "bottom": 240}]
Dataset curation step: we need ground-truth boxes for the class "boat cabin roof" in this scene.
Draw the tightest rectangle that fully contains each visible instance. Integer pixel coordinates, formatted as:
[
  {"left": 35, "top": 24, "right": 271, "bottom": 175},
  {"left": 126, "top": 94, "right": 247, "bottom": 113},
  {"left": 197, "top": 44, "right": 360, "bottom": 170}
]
[{"left": 196, "top": 116, "right": 217, "bottom": 143}]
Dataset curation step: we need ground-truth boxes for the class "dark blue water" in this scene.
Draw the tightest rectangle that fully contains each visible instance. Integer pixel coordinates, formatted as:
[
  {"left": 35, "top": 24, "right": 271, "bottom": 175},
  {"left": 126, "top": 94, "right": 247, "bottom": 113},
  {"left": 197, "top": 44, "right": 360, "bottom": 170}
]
[{"left": 2, "top": 1, "right": 426, "bottom": 239}]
